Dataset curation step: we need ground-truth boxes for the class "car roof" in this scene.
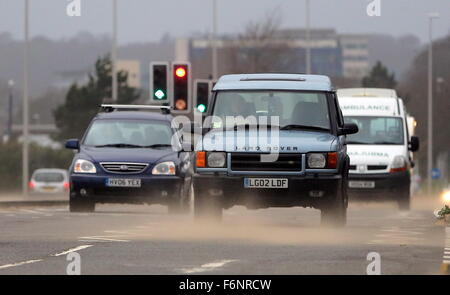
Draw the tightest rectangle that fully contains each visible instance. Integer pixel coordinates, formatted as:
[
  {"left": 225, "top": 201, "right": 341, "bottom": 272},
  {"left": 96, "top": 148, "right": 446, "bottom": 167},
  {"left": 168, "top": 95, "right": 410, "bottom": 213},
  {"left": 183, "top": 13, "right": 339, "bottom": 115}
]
[
  {"left": 94, "top": 111, "right": 173, "bottom": 122},
  {"left": 337, "top": 88, "right": 398, "bottom": 98},
  {"left": 213, "top": 74, "right": 333, "bottom": 92}
]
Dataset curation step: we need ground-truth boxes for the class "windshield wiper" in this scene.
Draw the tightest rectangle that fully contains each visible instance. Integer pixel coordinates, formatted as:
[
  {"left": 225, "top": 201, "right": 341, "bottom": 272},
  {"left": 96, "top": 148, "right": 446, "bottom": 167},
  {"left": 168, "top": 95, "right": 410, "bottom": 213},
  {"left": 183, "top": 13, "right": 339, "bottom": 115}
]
[
  {"left": 94, "top": 143, "right": 144, "bottom": 148},
  {"left": 280, "top": 124, "right": 330, "bottom": 132},
  {"left": 143, "top": 144, "right": 173, "bottom": 149}
]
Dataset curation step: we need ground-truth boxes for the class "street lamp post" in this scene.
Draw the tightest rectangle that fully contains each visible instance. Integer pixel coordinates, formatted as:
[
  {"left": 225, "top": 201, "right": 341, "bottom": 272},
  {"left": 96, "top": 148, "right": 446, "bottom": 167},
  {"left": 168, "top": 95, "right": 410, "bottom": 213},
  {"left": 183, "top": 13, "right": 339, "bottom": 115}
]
[
  {"left": 427, "top": 13, "right": 439, "bottom": 195},
  {"left": 305, "top": 0, "right": 311, "bottom": 74},
  {"left": 6, "top": 80, "right": 14, "bottom": 142},
  {"left": 112, "top": 0, "right": 118, "bottom": 102},
  {"left": 22, "top": 0, "right": 30, "bottom": 196},
  {"left": 211, "top": 0, "right": 218, "bottom": 81}
]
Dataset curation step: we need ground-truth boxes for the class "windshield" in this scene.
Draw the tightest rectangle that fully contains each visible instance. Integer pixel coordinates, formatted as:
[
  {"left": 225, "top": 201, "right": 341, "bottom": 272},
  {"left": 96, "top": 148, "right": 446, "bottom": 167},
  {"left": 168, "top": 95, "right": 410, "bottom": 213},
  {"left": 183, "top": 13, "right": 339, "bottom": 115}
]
[
  {"left": 33, "top": 172, "right": 65, "bottom": 183},
  {"left": 344, "top": 116, "right": 404, "bottom": 145},
  {"left": 83, "top": 119, "right": 174, "bottom": 148},
  {"left": 210, "top": 91, "right": 330, "bottom": 130}
]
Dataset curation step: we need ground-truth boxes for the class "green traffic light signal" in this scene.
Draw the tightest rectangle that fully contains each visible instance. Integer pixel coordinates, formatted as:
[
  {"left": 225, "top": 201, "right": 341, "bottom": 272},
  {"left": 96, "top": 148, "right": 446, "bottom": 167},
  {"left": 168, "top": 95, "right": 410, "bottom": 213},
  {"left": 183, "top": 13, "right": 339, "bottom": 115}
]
[
  {"left": 197, "top": 104, "right": 207, "bottom": 113},
  {"left": 154, "top": 89, "right": 166, "bottom": 100}
]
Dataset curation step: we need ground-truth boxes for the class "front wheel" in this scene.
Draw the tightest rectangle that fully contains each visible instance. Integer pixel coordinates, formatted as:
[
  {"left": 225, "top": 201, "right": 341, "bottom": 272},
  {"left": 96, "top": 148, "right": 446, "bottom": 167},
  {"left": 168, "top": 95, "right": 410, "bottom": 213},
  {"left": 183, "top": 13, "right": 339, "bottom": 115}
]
[
  {"left": 397, "top": 188, "right": 411, "bottom": 211},
  {"left": 168, "top": 182, "right": 192, "bottom": 215},
  {"left": 69, "top": 199, "right": 95, "bottom": 213},
  {"left": 193, "top": 188, "right": 222, "bottom": 222},
  {"left": 321, "top": 181, "right": 347, "bottom": 227}
]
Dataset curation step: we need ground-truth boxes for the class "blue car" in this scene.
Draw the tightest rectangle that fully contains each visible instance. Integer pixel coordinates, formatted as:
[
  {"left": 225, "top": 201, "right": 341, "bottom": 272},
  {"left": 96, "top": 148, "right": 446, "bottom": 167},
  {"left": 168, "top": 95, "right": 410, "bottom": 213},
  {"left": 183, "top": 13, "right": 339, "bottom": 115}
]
[{"left": 65, "top": 105, "right": 192, "bottom": 213}]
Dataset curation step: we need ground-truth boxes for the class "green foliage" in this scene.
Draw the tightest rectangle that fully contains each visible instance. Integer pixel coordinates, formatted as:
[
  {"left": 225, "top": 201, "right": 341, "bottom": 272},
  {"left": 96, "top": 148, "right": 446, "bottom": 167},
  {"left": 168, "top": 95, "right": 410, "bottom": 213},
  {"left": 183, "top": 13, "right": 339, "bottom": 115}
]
[
  {"left": 437, "top": 205, "right": 450, "bottom": 219},
  {"left": 0, "top": 141, "right": 73, "bottom": 191},
  {"left": 362, "top": 61, "right": 397, "bottom": 89},
  {"left": 53, "top": 55, "right": 140, "bottom": 141}
]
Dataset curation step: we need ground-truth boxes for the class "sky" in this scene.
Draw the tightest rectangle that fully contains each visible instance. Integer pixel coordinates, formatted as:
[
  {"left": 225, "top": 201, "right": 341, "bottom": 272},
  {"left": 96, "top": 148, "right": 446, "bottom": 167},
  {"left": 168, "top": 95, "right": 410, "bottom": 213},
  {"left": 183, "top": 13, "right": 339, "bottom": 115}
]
[{"left": 0, "top": 0, "right": 449, "bottom": 44}]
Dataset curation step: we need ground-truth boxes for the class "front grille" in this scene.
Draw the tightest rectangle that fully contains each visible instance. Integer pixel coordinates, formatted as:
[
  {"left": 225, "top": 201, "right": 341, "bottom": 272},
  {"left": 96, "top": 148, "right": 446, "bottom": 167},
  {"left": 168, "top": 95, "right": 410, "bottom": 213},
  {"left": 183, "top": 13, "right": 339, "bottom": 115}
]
[
  {"left": 349, "top": 165, "right": 387, "bottom": 172},
  {"left": 230, "top": 153, "right": 302, "bottom": 172},
  {"left": 100, "top": 162, "right": 148, "bottom": 174},
  {"left": 367, "top": 165, "right": 388, "bottom": 171}
]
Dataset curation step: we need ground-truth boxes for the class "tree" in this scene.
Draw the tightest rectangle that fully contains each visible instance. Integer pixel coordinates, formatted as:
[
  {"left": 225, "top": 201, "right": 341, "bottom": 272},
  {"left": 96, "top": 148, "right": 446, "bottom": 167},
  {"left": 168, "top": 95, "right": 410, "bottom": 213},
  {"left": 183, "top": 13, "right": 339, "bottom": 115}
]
[
  {"left": 53, "top": 55, "right": 140, "bottom": 141},
  {"left": 362, "top": 61, "right": 397, "bottom": 88},
  {"left": 225, "top": 9, "right": 294, "bottom": 73},
  {"left": 399, "top": 34, "right": 450, "bottom": 179}
]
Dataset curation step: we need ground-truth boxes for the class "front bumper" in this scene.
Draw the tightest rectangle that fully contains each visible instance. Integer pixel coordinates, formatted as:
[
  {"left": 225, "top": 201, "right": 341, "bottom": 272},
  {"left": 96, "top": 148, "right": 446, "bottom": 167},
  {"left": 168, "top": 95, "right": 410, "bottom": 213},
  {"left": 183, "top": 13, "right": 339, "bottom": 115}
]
[
  {"left": 348, "top": 171, "right": 410, "bottom": 199},
  {"left": 193, "top": 173, "right": 342, "bottom": 209},
  {"left": 70, "top": 174, "right": 184, "bottom": 204}
]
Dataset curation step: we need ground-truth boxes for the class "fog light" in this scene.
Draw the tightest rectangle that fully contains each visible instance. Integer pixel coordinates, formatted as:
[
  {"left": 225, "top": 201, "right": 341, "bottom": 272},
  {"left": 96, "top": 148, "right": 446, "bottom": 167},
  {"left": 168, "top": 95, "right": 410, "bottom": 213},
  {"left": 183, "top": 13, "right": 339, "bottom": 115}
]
[
  {"left": 309, "top": 190, "right": 324, "bottom": 198},
  {"left": 80, "top": 189, "right": 88, "bottom": 196},
  {"left": 161, "top": 190, "right": 168, "bottom": 197}
]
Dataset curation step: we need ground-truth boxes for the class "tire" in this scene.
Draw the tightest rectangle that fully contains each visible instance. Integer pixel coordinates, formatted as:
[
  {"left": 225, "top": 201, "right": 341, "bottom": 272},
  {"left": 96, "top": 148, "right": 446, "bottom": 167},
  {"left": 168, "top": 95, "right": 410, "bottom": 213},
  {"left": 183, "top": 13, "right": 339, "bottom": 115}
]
[
  {"left": 397, "top": 188, "right": 411, "bottom": 211},
  {"left": 321, "top": 174, "right": 348, "bottom": 227},
  {"left": 69, "top": 199, "right": 95, "bottom": 213},
  {"left": 168, "top": 182, "right": 192, "bottom": 215},
  {"left": 193, "top": 187, "right": 222, "bottom": 222}
]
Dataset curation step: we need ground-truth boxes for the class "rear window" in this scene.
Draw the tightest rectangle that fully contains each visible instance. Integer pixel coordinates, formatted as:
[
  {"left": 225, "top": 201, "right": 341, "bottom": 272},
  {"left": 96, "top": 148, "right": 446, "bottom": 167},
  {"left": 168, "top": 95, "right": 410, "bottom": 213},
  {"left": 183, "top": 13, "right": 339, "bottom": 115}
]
[{"left": 33, "top": 172, "right": 65, "bottom": 183}]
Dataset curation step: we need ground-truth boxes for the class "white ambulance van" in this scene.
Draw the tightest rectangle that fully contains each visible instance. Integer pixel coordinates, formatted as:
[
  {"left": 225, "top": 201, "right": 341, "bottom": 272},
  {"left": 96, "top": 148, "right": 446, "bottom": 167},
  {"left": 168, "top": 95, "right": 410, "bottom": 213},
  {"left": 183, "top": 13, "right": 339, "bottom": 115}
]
[{"left": 337, "top": 88, "right": 419, "bottom": 210}]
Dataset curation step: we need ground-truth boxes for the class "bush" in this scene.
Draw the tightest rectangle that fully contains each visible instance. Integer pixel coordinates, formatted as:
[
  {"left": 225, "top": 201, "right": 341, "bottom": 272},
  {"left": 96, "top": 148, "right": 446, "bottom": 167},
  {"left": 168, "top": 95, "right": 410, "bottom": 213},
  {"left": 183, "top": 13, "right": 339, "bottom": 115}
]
[{"left": 0, "top": 141, "right": 73, "bottom": 191}]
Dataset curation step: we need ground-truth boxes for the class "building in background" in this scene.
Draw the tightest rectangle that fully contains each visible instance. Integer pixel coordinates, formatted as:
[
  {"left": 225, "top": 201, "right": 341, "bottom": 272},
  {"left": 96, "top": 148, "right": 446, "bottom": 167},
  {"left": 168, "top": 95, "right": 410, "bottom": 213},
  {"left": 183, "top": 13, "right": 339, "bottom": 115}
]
[
  {"left": 339, "top": 34, "right": 370, "bottom": 79},
  {"left": 182, "top": 29, "right": 369, "bottom": 81}
]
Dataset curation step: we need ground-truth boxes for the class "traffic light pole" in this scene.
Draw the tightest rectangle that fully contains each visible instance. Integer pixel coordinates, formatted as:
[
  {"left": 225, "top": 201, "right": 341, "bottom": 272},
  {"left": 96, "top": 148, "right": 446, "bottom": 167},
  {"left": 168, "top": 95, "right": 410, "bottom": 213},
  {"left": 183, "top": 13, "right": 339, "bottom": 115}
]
[
  {"left": 22, "top": 0, "right": 30, "bottom": 196},
  {"left": 112, "top": 0, "right": 118, "bottom": 102}
]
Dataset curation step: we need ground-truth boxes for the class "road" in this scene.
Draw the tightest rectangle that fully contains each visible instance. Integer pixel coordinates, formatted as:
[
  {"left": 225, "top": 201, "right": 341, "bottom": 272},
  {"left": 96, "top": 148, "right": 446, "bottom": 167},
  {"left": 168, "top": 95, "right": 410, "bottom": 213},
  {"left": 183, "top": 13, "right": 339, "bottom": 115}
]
[{"left": 0, "top": 196, "right": 447, "bottom": 275}]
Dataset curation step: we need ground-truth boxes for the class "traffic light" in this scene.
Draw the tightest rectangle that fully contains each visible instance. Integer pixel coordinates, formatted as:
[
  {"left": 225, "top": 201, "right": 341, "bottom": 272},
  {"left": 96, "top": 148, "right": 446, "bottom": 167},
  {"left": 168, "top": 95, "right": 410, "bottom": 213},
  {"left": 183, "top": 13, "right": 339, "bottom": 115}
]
[
  {"left": 172, "top": 62, "right": 191, "bottom": 112},
  {"left": 194, "top": 80, "right": 211, "bottom": 114},
  {"left": 150, "top": 62, "right": 169, "bottom": 102}
]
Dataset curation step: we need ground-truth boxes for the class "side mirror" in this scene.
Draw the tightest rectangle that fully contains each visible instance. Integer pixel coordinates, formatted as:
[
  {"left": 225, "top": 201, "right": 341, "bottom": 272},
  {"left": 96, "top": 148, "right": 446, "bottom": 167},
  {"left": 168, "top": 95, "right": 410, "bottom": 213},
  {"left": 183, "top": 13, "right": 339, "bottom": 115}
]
[
  {"left": 65, "top": 139, "right": 79, "bottom": 150},
  {"left": 339, "top": 123, "right": 359, "bottom": 136},
  {"left": 409, "top": 136, "right": 419, "bottom": 152}
]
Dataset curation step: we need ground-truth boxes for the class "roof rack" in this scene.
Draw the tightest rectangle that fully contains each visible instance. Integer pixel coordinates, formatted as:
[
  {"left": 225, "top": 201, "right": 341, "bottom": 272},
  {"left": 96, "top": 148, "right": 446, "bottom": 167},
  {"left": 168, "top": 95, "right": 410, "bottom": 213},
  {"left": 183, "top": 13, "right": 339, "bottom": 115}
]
[
  {"left": 240, "top": 77, "right": 306, "bottom": 82},
  {"left": 100, "top": 104, "right": 171, "bottom": 114}
]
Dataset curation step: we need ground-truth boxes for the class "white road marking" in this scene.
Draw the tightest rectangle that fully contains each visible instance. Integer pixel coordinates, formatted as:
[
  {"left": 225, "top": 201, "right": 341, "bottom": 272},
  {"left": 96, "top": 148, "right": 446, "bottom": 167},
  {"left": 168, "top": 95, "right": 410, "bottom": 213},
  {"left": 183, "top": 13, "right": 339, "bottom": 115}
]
[
  {"left": 78, "top": 236, "right": 130, "bottom": 242},
  {"left": 180, "top": 259, "right": 237, "bottom": 274},
  {"left": 0, "top": 259, "right": 43, "bottom": 270},
  {"left": 52, "top": 245, "right": 93, "bottom": 257}
]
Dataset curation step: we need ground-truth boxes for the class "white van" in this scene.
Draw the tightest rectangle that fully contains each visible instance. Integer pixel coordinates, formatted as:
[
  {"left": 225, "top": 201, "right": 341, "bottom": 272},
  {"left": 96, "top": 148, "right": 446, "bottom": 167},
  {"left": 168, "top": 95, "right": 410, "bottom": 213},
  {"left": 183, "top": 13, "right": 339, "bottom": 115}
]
[{"left": 337, "top": 88, "right": 419, "bottom": 210}]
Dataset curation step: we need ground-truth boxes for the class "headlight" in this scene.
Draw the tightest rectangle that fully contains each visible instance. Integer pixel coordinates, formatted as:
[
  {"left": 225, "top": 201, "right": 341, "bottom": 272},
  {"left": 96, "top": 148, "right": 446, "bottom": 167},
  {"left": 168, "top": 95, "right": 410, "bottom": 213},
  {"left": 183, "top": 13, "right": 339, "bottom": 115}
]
[
  {"left": 307, "top": 153, "right": 326, "bottom": 168},
  {"left": 207, "top": 152, "right": 226, "bottom": 168},
  {"left": 442, "top": 190, "right": 450, "bottom": 204},
  {"left": 74, "top": 159, "right": 96, "bottom": 174},
  {"left": 390, "top": 155, "right": 407, "bottom": 172},
  {"left": 152, "top": 161, "right": 176, "bottom": 175}
]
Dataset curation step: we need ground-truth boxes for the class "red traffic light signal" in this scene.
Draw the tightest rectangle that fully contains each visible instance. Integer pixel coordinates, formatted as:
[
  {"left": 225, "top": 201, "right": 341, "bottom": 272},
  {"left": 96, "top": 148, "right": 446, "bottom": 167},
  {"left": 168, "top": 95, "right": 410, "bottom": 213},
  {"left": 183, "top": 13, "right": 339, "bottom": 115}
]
[
  {"left": 175, "top": 67, "right": 187, "bottom": 78},
  {"left": 172, "top": 63, "right": 191, "bottom": 112}
]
